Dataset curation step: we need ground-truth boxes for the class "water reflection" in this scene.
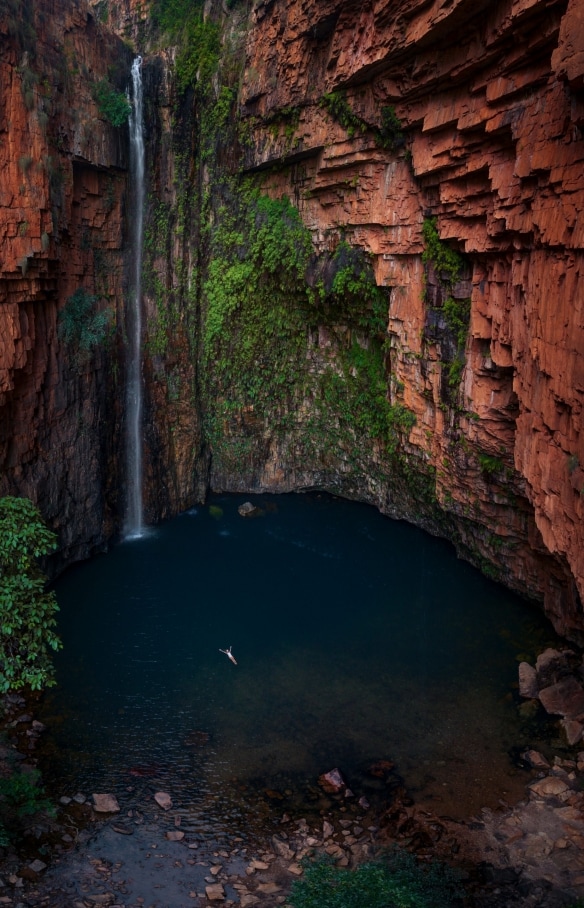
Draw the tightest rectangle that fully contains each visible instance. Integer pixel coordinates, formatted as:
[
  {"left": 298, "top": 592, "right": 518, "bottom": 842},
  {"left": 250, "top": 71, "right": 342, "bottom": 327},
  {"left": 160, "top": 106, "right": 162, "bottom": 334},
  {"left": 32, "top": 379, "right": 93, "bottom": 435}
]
[{"left": 38, "top": 492, "right": 558, "bottom": 841}]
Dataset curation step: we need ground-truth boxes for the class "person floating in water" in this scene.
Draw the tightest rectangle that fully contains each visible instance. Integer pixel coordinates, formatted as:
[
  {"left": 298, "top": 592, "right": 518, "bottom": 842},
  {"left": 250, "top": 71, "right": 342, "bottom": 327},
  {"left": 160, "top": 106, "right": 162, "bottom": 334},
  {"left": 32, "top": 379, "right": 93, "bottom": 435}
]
[{"left": 219, "top": 646, "right": 237, "bottom": 665}]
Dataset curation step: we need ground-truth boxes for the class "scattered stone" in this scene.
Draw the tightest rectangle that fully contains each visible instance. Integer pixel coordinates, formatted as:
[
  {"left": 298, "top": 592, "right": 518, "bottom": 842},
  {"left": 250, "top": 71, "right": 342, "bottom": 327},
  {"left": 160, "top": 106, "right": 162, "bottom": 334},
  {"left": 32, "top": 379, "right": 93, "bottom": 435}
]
[
  {"left": 539, "top": 676, "right": 584, "bottom": 718},
  {"left": 522, "top": 749, "right": 551, "bottom": 770},
  {"left": 248, "top": 860, "right": 269, "bottom": 871},
  {"left": 205, "top": 883, "right": 225, "bottom": 901},
  {"left": 28, "top": 859, "right": 47, "bottom": 874},
  {"left": 287, "top": 863, "right": 303, "bottom": 875},
  {"left": 166, "top": 830, "right": 185, "bottom": 841},
  {"left": 92, "top": 794, "right": 120, "bottom": 813},
  {"left": 318, "top": 768, "right": 345, "bottom": 793},
  {"left": 528, "top": 777, "right": 570, "bottom": 800},
  {"left": 271, "top": 836, "right": 293, "bottom": 859},
  {"left": 322, "top": 820, "right": 334, "bottom": 839},
  {"left": 112, "top": 824, "right": 134, "bottom": 835},
  {"left": 240, "top": 895, "right": 258, "bottom": 907},
  {"left": 561, "top": 715, "right": 584, "bottom": 745},
  {"left": 73, "top": 792, "right": 87, "bottom": 804},
  {"left": 154, "top": 791, "right": 173, "bottom": 810}
]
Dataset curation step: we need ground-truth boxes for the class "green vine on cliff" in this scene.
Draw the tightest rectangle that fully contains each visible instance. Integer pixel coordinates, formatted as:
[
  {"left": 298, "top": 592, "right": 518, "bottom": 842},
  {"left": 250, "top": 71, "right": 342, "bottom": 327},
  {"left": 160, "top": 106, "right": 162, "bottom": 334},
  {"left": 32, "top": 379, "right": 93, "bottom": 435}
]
[
  {"left": 151, "top": 0, "right": 220, "bottom": 96},
  {"left": 320, "top": 92, "right": 406, "bottom": 153},
  {"left": 203, "top": 188, "right": 313, "bottom": 423},
  {"left": 422, "top": 218, "right": 471, "bottom": 393}
]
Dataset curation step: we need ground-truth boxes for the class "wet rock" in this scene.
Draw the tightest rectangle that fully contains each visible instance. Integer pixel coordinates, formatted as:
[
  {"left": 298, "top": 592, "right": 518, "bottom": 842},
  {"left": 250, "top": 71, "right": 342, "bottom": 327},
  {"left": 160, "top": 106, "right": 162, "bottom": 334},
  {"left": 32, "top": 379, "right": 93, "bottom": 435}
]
[
  {"left": 238, "top": 502, "right": 264, "bottom": 518},
  {"left": 92, "top": 794, "right": 120, "bottom": 813},
  {"left": 528, "top": 777, "right": 571, "bottom": 800},
  {"left": 27, "top": 859, "right": 47, "bottom": 873},
  {"left": 322, "top": 820, "right": 334, "bottom": 839},
  {"left": 561, "top": 715, "right": 584, "bottom": 745},
  {"left": 318, "top": 768, "right": 345, "bottom": 793},
  {"left": 205, "top": 882, "right": 225, "bottom": 900},
  {"left": 271, "top": 836, "right": 293, "bottom": 859},
  {"left": 518, "top": 662, "right": 538, "bottom": 698},
  {"left": 166, "top": 830, "right": 185, "bottom": 841},
  {"left": 154, "top": 791, "right": 172, "bottom": 810},
  {"left": 522, "top": 749, "right": 551, "bottom": 770},
  {"left": 539, "top": 676, "right": 584, "bottom": 718},
  {"left": 112, "top": 824, "right": 134, "bottom": 835}
]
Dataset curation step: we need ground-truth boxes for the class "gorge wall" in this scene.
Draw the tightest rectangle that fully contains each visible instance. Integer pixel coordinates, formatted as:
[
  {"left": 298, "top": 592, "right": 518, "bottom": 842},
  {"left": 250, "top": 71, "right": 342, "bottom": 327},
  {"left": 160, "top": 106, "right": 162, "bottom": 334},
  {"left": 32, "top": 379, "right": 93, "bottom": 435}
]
[{"left": 0, "top": 0, "right": 583, "bottom": 640}]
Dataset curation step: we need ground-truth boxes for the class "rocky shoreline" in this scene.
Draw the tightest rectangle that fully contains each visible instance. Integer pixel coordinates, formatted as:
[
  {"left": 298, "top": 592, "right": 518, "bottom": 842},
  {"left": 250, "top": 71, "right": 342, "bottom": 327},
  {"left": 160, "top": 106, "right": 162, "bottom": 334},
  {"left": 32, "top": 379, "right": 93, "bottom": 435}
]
[{"left": 1, "top": 676, "right": 584, "bottom": 908}]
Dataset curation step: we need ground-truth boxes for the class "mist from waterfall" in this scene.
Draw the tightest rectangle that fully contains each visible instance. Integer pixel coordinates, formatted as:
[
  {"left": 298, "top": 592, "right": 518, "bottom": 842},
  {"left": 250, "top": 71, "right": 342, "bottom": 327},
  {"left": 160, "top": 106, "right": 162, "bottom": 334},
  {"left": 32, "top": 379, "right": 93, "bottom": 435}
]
[{"left": 125, "top": 55, "right": 145, "bottom": 539}]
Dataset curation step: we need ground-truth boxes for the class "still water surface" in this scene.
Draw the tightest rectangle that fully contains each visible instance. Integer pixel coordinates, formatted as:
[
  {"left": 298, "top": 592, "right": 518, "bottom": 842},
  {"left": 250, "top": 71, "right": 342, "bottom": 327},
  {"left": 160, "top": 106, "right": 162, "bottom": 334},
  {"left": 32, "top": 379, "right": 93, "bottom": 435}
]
[{"left": 38, "top": 492, "right": 557, "bottom": 843}]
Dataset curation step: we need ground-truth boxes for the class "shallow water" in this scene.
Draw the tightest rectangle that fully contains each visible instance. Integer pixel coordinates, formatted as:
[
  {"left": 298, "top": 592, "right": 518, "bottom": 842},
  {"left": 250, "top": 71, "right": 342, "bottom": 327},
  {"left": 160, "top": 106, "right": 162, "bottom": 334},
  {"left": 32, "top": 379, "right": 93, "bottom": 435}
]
[{"left": 38, "top": 492, "right": 557, "bottom": 845}]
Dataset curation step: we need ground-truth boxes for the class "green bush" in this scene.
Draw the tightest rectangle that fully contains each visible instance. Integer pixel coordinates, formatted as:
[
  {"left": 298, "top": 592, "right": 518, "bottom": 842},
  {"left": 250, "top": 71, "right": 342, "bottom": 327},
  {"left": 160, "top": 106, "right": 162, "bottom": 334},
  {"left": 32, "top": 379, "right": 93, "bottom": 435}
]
[
  {"left": 58, "top": 288, "right": 110, "bottom": 365},
  {"left": 93, "top": 79, "right": 131, "bottom": 127},
  {"left": 0, "top": 497, "right": 61, "bottom": 694},
  {"left": 288, "top": 851, "right": 464, "bottom": 908},
  {"left": 0, "top": 764, "right": 54, "bottom": 846}
]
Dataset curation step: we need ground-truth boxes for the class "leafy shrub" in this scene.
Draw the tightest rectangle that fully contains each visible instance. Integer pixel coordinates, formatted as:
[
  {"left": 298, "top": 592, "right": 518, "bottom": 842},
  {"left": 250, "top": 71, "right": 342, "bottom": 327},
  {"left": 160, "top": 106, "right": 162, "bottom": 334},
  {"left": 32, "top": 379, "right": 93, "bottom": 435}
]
[
  {"left": 289, "top": 851, "right": 464, "bottom": 908},
  {"left": 93, "top": 79, "right": 131, "bottom": 127},
  {"left": 320, "top": 91, "right": 366, "bottom": 139},
  {"left": 58, "top": 288, "right": 110, "bottom": 365},
  {"left": 0, "top": 765, "right": 54, "bottom": 846},
  {"left": 0, "top": 497, "right": 61, "bottom": 694}
]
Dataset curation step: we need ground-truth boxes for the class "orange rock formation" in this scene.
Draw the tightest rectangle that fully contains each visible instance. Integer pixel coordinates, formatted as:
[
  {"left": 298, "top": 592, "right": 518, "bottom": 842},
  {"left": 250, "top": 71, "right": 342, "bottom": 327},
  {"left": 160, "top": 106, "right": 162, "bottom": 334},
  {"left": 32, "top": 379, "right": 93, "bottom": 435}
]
[{"left": 239, "top": 0, "right": 584, "bottom": 637}]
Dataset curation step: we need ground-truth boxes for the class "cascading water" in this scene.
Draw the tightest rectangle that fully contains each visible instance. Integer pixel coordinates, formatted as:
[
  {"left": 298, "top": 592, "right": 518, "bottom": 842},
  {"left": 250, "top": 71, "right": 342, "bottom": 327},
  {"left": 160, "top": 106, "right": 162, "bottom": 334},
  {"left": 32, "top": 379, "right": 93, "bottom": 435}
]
[{"left": 125, "top": 56, "right": 145, "bottom": 539}]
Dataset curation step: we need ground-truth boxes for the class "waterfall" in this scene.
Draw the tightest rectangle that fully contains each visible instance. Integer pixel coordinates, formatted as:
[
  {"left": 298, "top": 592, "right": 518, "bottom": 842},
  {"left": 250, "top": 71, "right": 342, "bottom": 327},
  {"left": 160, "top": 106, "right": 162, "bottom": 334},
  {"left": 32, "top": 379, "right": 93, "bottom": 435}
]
[{"left": 125, "top": 55, "right": 145, "bottom": 539}]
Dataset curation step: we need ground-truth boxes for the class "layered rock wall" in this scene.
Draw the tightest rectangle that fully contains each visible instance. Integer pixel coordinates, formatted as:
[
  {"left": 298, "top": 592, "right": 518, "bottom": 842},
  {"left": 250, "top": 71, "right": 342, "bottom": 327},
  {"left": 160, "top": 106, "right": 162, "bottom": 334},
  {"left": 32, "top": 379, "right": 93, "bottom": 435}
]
[
  {"left": 0, "top": 0, "right": 132, "bottom": 562},
  {"left": 237, "top": 0, "right": 584, "bottom": 637},
  {"left": 0, "top": 0, "right": 582, "bottom": 641}
]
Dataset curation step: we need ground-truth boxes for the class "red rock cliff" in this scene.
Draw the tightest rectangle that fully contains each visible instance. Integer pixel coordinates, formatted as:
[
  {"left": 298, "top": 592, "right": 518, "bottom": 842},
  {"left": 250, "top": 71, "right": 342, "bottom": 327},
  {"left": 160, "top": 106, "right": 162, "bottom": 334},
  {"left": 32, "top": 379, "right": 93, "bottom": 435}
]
[
  {"left": 0, "top": 0, "right": 132, "bottom": 562},
  {"left": 236, "top": 0, "right": 584, "bottom": 637},
  {"left": 1, "top": 0, "right": 583, "bottom": 641}
]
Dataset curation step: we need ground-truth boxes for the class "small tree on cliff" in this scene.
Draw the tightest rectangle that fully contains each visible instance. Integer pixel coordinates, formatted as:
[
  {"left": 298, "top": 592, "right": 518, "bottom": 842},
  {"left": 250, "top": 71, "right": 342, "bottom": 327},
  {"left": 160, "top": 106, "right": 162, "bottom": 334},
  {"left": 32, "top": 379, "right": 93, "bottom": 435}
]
[{"left": 0, "top": 497, "right": 61, "bottom": 693}]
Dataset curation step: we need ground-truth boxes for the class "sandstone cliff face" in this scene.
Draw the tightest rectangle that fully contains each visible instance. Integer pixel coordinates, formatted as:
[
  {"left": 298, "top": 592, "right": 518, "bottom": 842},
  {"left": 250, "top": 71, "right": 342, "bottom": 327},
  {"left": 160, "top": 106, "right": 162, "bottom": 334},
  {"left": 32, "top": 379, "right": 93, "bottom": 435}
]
[
  {"left": 1, "top": 0, "right": 582, "bottom": 642},
  {"left": 234, "top": 0, "right": 584, "bottom": 637},
  {"left": 0, "top": 0, "right": 132, "bottom": 563}
]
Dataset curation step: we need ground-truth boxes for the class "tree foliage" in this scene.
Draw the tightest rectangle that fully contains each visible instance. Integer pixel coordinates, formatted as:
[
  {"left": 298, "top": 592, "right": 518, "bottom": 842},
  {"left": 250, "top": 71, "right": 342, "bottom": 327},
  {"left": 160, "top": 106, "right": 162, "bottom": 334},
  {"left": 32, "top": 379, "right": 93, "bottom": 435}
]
[
  {"left": 93, "top": 79, "right": 131, "bottom": 127},
  {"left": 0, "top": 497, "right": 61, "bottom": 693}
]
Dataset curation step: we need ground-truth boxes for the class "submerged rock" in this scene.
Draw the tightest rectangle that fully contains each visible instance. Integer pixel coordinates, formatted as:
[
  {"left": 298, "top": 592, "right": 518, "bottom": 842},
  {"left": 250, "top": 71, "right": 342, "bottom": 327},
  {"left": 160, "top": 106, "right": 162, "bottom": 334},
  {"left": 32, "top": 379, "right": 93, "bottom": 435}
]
[
  {"left": 154, "top": 791, "right": 173, "bottom": 810},
  {"left": 318, "top": 768, "right": 346, "bottom": 793},
  {"left": 238, "top": 501, "right": 264, "bottom": 518},
  {"left": 92, "top": 793, "right": 120, "bottom": 813}
]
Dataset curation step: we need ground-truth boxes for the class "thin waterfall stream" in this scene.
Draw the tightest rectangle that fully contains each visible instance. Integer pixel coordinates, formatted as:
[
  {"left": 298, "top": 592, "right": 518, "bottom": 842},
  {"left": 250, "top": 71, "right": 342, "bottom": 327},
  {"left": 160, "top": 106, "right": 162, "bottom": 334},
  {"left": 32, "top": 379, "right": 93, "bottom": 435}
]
[{"left": 125, "top": 56, "right": 145, "bottom": 539}]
